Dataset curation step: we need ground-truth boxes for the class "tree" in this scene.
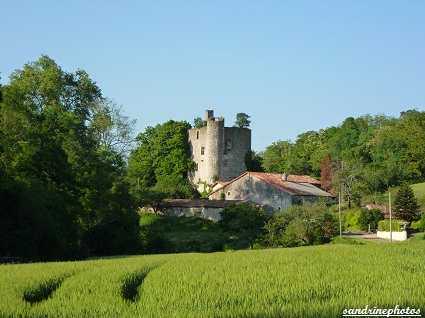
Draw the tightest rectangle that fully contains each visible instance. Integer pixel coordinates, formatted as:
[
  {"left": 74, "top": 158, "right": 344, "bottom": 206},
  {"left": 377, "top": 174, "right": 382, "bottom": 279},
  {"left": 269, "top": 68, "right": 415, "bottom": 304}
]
[
  {"left": 262, "top": 140, "right": 291, "bottom": 173},
  {"left": 244, "top": 150, "right": 264, "bottom": 172},
  {"left": 263, "top": 202, "right": 337, "bottom": 247},
  {"left": 0, "top": 56, "right": 142, "bottom": 260},
  {"left": 89, "top": 98, "right": 136, "bottom": 157},
  {"left": 193, "top": 117, "right": 206, "bottom": 128},
  {"left": 332, "top": 160, "right": 365, "bottom": 208},
  {"left": 234, "top": 113, "right": 251, "bottom": 128},
  {"left": 394, "top": 183, "right": 421, "bottom": 222},
  {"left": 287, "top": 131, "right": 325, "bottom": 176},
  {"left": 219, "top": 204, "right": 267, "bottom": 248},
  {"left": 128, "top": 120, "right": 195, "bottom": 195},
  {"left": 320, "top": 155, "right": 334, "bottom": 193},
  {"left": 358, "top": 209, "right": 384, "bottom": 232}
]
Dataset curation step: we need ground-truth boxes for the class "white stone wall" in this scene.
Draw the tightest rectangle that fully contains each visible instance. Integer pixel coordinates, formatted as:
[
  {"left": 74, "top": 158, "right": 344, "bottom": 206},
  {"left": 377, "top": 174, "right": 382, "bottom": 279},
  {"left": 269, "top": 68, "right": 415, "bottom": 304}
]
[{"left": 377, "top": 231, "right": 407, "bottom": 241}]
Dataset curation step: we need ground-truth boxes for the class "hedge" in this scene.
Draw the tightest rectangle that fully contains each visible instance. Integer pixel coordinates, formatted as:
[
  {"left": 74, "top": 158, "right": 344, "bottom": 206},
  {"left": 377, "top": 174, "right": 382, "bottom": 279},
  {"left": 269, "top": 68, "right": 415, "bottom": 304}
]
[{"left": 377, "top": 219, "right": 406, "bottom": 232}]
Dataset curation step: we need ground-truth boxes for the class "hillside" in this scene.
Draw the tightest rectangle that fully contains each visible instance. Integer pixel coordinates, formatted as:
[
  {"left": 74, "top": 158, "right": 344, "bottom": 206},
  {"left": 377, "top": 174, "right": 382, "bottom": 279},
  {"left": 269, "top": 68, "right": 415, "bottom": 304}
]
[{"left": 1, "top": 239, "right": 423, "bottom": 317}]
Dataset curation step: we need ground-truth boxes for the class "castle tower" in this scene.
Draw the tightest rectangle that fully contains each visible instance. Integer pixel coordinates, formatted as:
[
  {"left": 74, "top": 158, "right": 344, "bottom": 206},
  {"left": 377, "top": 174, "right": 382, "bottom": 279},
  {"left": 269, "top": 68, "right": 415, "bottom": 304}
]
[{"left": 188, "top": 110, "right": 251, "bottom": 191}]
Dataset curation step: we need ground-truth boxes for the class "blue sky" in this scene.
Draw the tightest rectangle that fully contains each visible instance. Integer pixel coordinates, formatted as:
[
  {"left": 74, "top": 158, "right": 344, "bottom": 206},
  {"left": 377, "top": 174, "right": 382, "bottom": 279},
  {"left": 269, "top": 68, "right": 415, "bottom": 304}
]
[{"left": 1, "top": 1, "right": 424, "bottom": 152}]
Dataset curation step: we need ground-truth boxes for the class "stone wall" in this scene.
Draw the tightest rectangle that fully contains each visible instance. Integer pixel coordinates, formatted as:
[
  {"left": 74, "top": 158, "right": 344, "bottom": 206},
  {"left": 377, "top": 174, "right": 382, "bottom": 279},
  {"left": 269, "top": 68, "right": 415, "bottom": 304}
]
[
  {"left": 376, "top": 231, "right": 407, "bottom": 241},
  {"left": 164, "top": 206, "right": 222, "bottom": 221}
]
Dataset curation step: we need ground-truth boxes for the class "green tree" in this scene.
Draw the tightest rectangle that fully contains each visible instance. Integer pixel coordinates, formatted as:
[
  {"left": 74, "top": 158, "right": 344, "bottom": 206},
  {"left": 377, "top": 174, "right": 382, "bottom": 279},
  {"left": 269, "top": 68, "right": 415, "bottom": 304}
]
[
  {"left": 262, "top": 140, "right": 291, "bottom": 173},
  {"left": 234, "top": 113, "right": 251, "bottom": 128},
  {"left": 89, "top": 98, "right": 136, "bottom": 157},
  {"left": 358, "top": 209, "right": 384, "bottom": 231},
  {"left": 244, "top": 150, "right": 264, "bottom": 172},
  {"left": 287, "top": 131, "right": 325, "bottom": 176},
  {"left": 193, "top": 117, "right": 207, "bottom": 128},
  {"left": 263, "top": 202, "right": 337, "bottom": 247},
  {"left": 394, "top": 183, "right": 421, "bottom": 222},
  {"left": 0, "top": 56, "right": 141, "bottom": 260},
  {"left": 219, "top": 204, "right": 267, "bottom": 249},
  {"left": 128, "top": 120, "right": 194, "bottom": 190}
]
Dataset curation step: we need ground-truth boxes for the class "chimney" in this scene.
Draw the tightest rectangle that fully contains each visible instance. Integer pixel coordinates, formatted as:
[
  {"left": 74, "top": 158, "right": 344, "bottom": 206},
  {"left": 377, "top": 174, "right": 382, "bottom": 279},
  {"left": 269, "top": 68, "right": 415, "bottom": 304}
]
[{"left": 282, "top": 172, "right": 288, "bottom": 181}]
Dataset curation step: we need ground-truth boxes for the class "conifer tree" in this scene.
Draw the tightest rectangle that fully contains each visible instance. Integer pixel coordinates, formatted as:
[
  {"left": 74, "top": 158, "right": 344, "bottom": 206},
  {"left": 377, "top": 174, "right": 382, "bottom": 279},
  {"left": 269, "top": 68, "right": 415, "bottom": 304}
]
[{"left": 394, "top": 183, "right": 420, "bottom": 222}]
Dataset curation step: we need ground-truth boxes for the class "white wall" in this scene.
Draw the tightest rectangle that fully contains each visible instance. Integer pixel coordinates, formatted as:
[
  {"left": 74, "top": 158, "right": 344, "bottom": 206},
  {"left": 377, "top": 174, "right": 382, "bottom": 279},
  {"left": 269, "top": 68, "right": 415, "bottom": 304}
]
[{"left": 377, "top": 231, "right": 407, "bottom": 241}]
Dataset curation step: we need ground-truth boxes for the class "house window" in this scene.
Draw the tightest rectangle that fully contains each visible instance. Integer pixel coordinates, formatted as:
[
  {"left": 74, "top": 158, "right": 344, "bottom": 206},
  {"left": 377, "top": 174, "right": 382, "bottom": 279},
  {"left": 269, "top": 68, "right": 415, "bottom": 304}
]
[
  {"left": 227, "top": 191, "right": 230, "bottom": 196},
  {"left": 277, "top": 206, "right": 281, "bottom": 211},
  {"left": 272, "top": 194, "right": 278, "bottom": 201},
  {"left": 246, "top": 189, "right": 250, "bottom": 197},
  {"left": 201, "top": 147, "right": 205, "bottom": 155}
]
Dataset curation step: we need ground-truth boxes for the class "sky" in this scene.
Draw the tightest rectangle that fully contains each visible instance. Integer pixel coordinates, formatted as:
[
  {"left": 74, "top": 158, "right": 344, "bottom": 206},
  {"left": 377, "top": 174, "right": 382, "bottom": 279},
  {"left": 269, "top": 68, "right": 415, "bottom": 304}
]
[{"left": 1, "top": 1, "right": 424, "bottom": 152}]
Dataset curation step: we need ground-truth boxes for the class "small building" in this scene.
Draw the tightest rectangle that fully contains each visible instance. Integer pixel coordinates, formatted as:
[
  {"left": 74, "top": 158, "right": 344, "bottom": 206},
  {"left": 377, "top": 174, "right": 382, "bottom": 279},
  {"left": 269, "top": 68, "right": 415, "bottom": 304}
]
[
  {"left": 162, "top": 199, "right": 267, "bottom": 221},
  {"left": 208, "top": 172, "right": 333, "bottom": 213}
]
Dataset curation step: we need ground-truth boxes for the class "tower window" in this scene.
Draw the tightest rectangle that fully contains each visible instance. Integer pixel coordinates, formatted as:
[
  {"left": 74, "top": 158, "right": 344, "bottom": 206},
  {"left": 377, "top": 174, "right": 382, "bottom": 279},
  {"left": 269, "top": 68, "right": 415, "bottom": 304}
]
[
  {"left": 201, "top": 147, "right": 205, "bottom": 155},
  {"left": 196, "top": 131, "right": 199, "bottom": 139}
]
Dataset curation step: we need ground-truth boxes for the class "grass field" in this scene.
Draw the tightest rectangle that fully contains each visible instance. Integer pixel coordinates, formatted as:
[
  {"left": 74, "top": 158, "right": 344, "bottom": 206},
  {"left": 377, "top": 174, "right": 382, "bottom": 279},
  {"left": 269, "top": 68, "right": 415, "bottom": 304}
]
[{"left": 1, "top": 239, "right": 424, "bottom": 317}]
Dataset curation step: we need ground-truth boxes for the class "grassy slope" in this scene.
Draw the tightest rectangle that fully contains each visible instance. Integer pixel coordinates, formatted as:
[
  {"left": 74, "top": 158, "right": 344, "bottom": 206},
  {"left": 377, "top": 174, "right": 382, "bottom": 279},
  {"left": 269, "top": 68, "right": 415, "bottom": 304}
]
[{"left": 1, "top": 239, "right": 424, "bottom": 317}]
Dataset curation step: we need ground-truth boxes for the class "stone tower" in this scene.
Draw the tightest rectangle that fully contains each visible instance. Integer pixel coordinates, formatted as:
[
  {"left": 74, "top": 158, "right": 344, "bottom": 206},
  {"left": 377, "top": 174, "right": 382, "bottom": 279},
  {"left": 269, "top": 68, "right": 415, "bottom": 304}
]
[{"left": 188, "top": 110, "right": 251, "bottom": 190}]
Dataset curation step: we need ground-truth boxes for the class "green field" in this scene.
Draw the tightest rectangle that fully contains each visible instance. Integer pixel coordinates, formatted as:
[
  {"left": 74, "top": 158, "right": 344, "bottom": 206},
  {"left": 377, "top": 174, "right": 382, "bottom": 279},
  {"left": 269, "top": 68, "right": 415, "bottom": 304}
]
[{"left": 1, "top": 239, "right": 424, "bottom": 317}]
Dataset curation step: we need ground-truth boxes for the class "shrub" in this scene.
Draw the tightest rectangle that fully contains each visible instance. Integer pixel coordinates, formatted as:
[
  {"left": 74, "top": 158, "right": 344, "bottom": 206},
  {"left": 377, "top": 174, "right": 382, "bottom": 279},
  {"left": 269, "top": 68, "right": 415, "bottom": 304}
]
[
  {"left": 377, "top": 219, "right": 406, "bottom": 232},
  {"left": 219, "top": 204, "right": 267, "bottom": 249},
  {"left": 358, "top": 209, "right": 384, "bottom": 231}
]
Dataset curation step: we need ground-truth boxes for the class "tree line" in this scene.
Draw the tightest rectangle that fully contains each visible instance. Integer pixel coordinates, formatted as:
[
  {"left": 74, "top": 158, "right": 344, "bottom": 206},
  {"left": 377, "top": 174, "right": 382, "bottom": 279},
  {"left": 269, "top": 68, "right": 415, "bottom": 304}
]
[
  {"left": 259, "top": 111, "right": 425, "bottom": 208},
  {"left": 0, "top": 56, "right": 141, "bottom": 261},
  {"left": 1, "top": 56, "right": 424, "bottom": 261}
]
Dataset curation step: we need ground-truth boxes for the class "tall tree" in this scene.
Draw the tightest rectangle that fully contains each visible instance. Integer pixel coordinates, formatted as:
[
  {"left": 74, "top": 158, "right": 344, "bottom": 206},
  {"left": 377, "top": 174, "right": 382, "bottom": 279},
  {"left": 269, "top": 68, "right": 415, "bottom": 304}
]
[
  {"left": 89, "top": 98, "right": 136, "bottom": 157},
  {"left": 0, "top": 56, "right": 141, "bottom": 260},
  {"left": 320, "top": 155, "right": 334, "bottom": 193},
  {"left": 394, "top": 183, "right": 420, "bottom": 222},
  {"left": 128, "top": 120, "right": 196, "bottom": 198}
]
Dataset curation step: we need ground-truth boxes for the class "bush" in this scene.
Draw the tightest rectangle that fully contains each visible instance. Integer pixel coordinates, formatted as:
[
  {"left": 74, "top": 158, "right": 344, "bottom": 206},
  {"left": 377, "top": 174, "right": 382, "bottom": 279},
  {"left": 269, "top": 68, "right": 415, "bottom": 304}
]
[
  {"left": 219, "top": 204, "right": 267, "bottom": 249},
  {"left": 377, "top": 219, "right": 406, "bottom": 232},
  {"left": 411, "top": 214, "right": 425, "bottom": 232},
  {"left": 342, "top": 211, "right": 360, "bottom": 231},
  {"left": 358, "top": 209, "right": 384, "bottom": 231}
]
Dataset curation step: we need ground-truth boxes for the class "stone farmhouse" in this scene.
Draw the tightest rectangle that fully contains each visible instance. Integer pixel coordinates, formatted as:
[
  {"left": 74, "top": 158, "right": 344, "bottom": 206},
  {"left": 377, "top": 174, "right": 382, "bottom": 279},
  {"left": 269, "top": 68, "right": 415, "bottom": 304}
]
[{"left": 208, "top": 172, "right": 333, "bottom": 214}]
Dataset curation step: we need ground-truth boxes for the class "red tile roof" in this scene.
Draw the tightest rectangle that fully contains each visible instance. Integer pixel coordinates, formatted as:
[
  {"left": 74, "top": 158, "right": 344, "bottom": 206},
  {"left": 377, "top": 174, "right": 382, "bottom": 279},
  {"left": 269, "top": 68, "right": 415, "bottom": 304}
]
[
  {"left": 208, "top": 172, "right": 332, "bottom": 197},
  {"left": 366, "top": 204, "right": 390, "bottom": 219}
]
